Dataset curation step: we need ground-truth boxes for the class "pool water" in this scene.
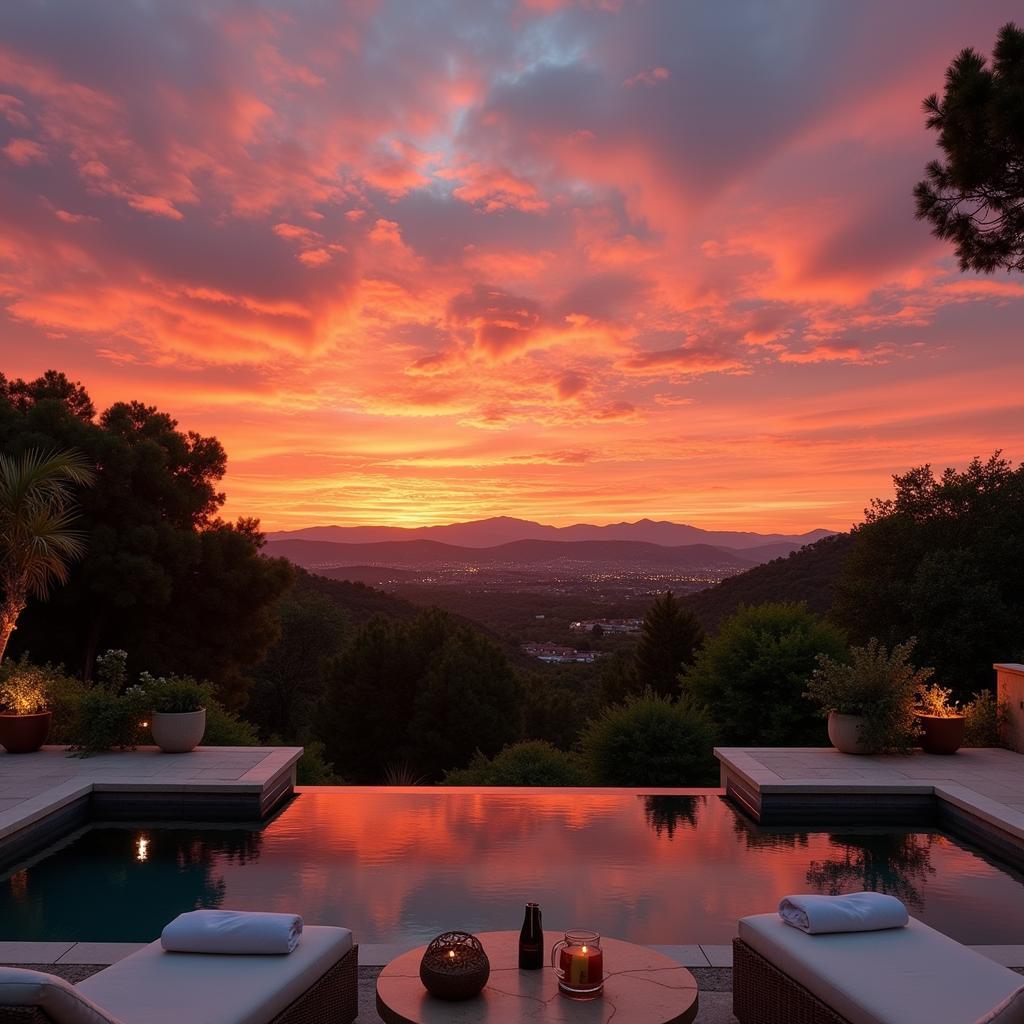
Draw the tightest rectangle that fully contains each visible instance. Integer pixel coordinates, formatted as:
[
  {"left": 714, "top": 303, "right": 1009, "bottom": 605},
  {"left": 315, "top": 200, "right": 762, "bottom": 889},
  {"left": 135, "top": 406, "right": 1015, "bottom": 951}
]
[{"left": 3, "top": 789, "right": 1023, "bottom": 944}]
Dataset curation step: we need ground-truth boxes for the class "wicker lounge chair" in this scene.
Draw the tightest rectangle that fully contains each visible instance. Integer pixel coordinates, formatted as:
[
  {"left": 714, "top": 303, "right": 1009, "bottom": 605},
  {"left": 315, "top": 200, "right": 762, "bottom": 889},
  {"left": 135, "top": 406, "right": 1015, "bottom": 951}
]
[
  {"left": 734, "top": 914, "right": 1024, "bottom": 1024},
  {"left": 0, "top": 927, "right": 357, "bottom": 1024}
]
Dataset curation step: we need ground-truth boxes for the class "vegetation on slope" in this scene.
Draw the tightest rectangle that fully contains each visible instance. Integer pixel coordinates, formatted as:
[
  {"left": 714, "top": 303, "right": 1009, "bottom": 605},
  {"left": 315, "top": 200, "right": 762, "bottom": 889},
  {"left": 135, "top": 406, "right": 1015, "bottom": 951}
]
[{"left": 682, "top": 533, "right": 854, "bottom": 632}]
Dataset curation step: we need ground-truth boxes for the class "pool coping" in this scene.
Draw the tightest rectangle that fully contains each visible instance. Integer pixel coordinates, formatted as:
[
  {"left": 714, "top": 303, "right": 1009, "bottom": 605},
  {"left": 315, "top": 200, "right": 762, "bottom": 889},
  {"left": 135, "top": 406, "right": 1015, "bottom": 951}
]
[
  {"left": 715, "top": 746, "right": 1024, "bottom": 871},
  {"left": 0, "top": 746, "right": 302, "bottom": 871},
  {"left": 3, "top": 940, "right": 1023, "bottom": 969}
]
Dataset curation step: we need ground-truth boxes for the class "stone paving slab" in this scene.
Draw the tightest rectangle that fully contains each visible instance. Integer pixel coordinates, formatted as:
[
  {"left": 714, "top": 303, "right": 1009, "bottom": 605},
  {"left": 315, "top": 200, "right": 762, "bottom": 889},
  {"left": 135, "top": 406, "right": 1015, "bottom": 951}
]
[
  {"left": 699, "top": 944, "right": 734, "bottom": 968},
  {"left": 0, "top": 745, "right": 302, "bottom": 845},
  {"left": 0, "top": 942, "right": 74, "bottom": 963},
  {"left": 650, "top": 945, "right": 711, "bottom": 967},
  {"left": 56, "top": 943, "right": 147, "bottom": 964}
]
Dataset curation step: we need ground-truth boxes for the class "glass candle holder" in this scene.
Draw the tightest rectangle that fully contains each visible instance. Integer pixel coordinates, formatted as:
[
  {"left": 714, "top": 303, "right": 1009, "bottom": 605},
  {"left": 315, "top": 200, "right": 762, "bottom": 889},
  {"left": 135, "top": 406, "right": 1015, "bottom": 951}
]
[{"left": 551, "top": 929, "right": 603, "bottom": 998}]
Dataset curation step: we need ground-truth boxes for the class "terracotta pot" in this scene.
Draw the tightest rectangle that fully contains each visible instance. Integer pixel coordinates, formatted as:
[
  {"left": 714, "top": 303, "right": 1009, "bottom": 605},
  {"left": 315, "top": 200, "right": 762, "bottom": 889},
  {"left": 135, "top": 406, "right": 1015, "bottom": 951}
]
[
  {"left": 827, "top": 711, "right": 874, "bottom": 754},
  {"left": 0, "top": 711, "right": 52, "bottom": 754},
  {"left": 919, "top": 715, "right": 965, "bottom": 755},
  {"left": 151, "top": 709, "right": 206, "bottom": 753}
]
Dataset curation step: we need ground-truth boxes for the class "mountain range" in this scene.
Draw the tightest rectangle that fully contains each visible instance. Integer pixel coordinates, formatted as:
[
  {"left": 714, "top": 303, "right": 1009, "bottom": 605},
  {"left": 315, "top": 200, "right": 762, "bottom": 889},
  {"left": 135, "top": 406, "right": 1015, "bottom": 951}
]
[
  {"left": 266, "top": 516, "right": 834, "bottom": 551},
  {"left": 265, "top": 537, "right": 760, "bottom": 572}
]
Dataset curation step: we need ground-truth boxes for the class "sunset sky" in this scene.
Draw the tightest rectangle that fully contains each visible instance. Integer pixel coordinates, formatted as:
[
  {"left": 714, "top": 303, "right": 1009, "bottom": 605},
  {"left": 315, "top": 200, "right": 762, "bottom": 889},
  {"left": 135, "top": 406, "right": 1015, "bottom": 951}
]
[{"left": 1, "top": 1, "right": 1022, "bottom": 533}]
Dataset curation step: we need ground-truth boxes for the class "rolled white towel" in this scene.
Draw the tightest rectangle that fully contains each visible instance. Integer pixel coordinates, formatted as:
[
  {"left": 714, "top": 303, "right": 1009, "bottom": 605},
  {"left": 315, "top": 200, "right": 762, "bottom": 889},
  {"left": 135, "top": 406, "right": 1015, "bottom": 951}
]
[
  {"left": 778, "top": 892, "right": 909, "bottom": 934},
  {"left": 161, "top": 910, "right": 303, "bottom": 955}
]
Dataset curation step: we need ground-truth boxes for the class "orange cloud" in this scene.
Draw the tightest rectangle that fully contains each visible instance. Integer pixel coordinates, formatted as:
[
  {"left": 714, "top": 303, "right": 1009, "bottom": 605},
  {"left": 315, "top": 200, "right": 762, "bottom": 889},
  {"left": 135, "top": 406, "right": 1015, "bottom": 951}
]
[{"left": 0, "top": 0, "right": 1020, "bottom": 533}]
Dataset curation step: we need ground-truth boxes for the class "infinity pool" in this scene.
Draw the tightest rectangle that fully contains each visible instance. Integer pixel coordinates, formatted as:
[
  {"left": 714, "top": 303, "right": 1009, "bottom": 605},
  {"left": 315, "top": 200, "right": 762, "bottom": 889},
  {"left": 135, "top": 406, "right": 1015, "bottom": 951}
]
[{"left": 3, "top": 788, "right": 1024, "bottom": 944}]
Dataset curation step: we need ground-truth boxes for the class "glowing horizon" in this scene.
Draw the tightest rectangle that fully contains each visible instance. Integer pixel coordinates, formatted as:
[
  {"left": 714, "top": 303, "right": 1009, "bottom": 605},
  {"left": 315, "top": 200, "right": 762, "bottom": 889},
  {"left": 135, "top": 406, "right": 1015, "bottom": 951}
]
[{"left": 1, "top": 2, "right": 1022, "bottom": 534}]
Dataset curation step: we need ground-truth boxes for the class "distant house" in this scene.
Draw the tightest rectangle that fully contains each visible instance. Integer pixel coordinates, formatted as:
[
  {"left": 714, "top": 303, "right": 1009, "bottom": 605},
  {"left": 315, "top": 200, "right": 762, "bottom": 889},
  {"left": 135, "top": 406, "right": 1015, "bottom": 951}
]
[
  {"left": 569, "top": 617, "right": 643, "bottom": 634},
  {"left": 521, "top": 641, "right": 599, "bottom": 664}
]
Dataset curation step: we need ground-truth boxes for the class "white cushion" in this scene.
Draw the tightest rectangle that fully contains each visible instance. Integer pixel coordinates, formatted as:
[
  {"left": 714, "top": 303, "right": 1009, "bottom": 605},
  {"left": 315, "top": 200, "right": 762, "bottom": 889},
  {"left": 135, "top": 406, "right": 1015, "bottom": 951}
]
[
  {"left": 0, "top": 967, "right": 122, "bottom": 1024},
  {"left": 78, "top": 926, "right": 352, "bottom": 1024},
  {"left": 739, "top": 914, "right": 1024, "bottom": 1024},
  {"left": 978, "top": 988, "right": 1024, "bottom": 1024}
]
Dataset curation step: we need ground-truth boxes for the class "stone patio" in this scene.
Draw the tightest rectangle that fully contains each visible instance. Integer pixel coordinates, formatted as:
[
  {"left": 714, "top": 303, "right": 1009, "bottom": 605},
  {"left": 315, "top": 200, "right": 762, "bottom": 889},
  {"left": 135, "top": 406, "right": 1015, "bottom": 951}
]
[
  {"left": 0, "top": 745, "right": 302, "bottom": 868},
  {"left": 716, "top": 746, "right": 1024, "bottom": 868}
]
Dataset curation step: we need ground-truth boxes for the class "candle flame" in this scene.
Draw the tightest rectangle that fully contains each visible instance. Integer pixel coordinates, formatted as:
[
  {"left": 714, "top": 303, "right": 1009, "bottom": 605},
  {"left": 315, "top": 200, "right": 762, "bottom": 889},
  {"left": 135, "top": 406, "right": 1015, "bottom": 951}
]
[
  {"left": 448, "top": 950, "right": 455, "bottom": 958},
  {"left": 581, "top": 946, "right": 587, "bottom": 953}
]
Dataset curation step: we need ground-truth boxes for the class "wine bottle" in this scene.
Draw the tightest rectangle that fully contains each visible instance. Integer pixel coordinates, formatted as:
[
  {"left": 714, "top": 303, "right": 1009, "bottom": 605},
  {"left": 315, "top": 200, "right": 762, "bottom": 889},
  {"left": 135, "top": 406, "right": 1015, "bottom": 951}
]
[{"left": 519, "top": 902, "right": 543, "bottom": 969}]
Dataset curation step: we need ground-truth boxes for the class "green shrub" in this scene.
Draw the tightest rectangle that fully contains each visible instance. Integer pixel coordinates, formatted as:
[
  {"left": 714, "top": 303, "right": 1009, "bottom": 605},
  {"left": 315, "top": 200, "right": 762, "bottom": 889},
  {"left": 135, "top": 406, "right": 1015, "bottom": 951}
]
[
  {"left": 296, "top": 740, "right": 340, "bottom": 785},
  {"left": 580, "top": 691, "right": 718, "bottom": 787},
  {"left": 963, "top": 690, "right": 1011, "bottom": 747},
  {"left": 445, "top": 741, "right": 585, "bottom": 786},
  {"left": 202, "top": 698, "right": 260, "bottom": 746},
  {"left": 683, "top": 602, "right": 848, "bottom": 746},
  {"left": 46, "top": 673, "right": 90, "bottom": 744},
  {"left": 95, "top": 650, "right": 128, "bottom": 694},
  {"left": 140, "top": 673, "right": 207, "bottom": 714},
  {"left": 74, "top": 690, "right": 147, "bottom": 754},
  {"left": 0, "top": 657, "right": 88, "bottom": 742},
  {"left": 806, "top": 639, "right": 929, "bottom": 754}
]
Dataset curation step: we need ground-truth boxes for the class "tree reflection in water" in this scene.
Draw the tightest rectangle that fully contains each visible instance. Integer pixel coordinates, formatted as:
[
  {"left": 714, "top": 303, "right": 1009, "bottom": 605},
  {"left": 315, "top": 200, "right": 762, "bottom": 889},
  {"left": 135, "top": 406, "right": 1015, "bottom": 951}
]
[
  {"left": 805, "top": 832, "right": 937, "bottom": 911},
  {"left": 642, "top": 795, "right": 705, "bottom": 838},
  {"left": 729, "top": 810, "right": 811, "bottom": 853}
]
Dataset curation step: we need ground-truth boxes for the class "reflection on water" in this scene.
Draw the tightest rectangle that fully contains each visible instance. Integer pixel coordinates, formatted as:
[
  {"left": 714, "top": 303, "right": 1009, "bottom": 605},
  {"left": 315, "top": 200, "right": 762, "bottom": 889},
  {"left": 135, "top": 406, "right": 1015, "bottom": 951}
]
[
  {"left": 2, "top": 827, "right": 261, "bottom": 941},
  {"left": 2, "top": 791, "right": 1022, "bottom": 944},
  {"left": 806, "top": 833, "right": 937, "bottom": 912},
  {"left": 642, "top": 795, "right": 704, "bottom": 837}
]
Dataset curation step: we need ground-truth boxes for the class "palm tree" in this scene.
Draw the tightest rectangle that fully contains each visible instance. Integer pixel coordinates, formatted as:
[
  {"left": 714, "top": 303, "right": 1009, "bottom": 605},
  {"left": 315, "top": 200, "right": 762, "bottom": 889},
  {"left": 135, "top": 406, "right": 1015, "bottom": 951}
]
[{"left": 0, "top": 448, "right": 95, "bottom": 662}]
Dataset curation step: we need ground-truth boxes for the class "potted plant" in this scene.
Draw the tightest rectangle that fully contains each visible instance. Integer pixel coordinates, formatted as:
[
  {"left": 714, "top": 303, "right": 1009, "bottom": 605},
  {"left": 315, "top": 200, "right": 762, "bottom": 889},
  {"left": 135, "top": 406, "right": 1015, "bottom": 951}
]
[
  {"left": 918, "top": 683, "right": 965, "bottom": 755},
  {"left": 143, "top": 675, "right": 207, "bottom": 753},
  {"left": 806, "top": 639, "right": 929, "bottom": 755},
  {"left": 0, "top": 665, "right": 52, "bottom": 753}
]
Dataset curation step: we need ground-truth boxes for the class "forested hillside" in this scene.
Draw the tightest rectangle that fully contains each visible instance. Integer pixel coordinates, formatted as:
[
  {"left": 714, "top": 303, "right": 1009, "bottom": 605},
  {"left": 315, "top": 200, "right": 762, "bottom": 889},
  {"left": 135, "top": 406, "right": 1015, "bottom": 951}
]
[{"left": 682, "top": 533, "right": 855, "bottom": 631}]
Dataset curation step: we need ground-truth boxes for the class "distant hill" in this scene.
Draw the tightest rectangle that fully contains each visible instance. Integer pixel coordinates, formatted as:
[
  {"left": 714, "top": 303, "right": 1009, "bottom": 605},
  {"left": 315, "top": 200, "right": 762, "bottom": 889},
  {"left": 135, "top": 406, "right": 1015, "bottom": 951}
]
[
  {"left": 266, "top": 537, "right": 757, "bottom": 571},
  {"left": 317, "top": 565, "right": 426, "bottom": 587},
  {"left": 293, "top": 567, "right": 423, "bottom": 624},
  {"left": 682, "top": 533, "right": 856, "bottom": 631},
  {"left": 267, "top": 516, "right": 834, "bottom": 551},
  {"left": 293, "top": 569, "right": 535, "bottom": 666}
]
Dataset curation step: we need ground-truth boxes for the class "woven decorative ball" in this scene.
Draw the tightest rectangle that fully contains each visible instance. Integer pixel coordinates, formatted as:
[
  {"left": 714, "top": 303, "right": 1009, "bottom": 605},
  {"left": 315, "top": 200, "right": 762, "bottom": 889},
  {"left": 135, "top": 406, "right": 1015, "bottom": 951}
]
[{"left": 419, "top": 931, "right": 490, "bottom": 1000}]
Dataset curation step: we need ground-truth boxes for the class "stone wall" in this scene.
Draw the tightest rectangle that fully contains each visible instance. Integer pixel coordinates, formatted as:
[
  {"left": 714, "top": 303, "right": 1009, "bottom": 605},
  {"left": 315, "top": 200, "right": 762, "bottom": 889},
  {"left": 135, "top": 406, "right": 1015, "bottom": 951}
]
[{"left": 996, "top": 663, "right": 1024, "bottom": 753}]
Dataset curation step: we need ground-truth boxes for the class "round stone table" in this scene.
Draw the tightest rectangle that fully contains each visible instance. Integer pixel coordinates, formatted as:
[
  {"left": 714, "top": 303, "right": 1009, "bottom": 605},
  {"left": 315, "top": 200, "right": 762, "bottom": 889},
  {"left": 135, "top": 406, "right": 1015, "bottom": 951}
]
[{"left": 376, "top": 931, "right": 699, "bottom": 1024}]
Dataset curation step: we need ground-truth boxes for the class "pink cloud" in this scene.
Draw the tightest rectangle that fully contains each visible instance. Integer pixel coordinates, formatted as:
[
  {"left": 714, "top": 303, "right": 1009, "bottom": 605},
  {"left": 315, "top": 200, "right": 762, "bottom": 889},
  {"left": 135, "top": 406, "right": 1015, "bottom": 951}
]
[
  {"left": 624, "top": 66, "right": 669, "bottom": 88},
  {"left": 2, "top": 136, "right": 45, "bottom": 165}
]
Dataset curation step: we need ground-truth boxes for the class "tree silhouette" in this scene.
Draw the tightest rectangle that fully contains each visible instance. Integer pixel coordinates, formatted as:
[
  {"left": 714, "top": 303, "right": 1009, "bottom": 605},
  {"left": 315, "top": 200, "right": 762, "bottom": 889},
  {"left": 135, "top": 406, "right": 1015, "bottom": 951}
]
[
  {"left": 633, "top": 590, "right": 704, "bottom": 698},
  {"left": 915, "top": 23, "right": 1024, "bottom": 273},
  {"left": 833, "top": 453, "right": 1024, "bottom": 695},
  {"left": 0, "top": 372, "right": 292, "bottom": 702}
]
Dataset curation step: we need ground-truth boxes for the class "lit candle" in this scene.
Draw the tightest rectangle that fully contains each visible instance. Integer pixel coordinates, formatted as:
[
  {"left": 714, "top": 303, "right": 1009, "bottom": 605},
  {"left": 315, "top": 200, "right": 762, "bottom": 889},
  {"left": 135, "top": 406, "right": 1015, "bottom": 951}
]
[{"left": 569, "top": 945, "right": 590, "bottom": 987}]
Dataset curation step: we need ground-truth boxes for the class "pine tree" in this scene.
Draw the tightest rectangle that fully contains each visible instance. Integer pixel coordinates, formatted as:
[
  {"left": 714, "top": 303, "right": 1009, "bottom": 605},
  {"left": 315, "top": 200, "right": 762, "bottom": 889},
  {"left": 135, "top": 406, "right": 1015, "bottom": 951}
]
[
  {"left": 632, "top": 591, "right": 705, "bottom": 698},
  {"left": 915, "top": 22, "right": 1024, "bottom": 274}
]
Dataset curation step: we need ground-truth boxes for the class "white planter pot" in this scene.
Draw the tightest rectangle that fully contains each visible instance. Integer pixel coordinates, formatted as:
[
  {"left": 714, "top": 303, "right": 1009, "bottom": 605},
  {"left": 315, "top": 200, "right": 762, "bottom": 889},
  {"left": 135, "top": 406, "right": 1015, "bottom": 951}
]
[
  {"left": 827, "top": 711, "right": 873, "bottom": 754},
  {"left": 151, "top": 709, "right": 206, "bottom": 753}
]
